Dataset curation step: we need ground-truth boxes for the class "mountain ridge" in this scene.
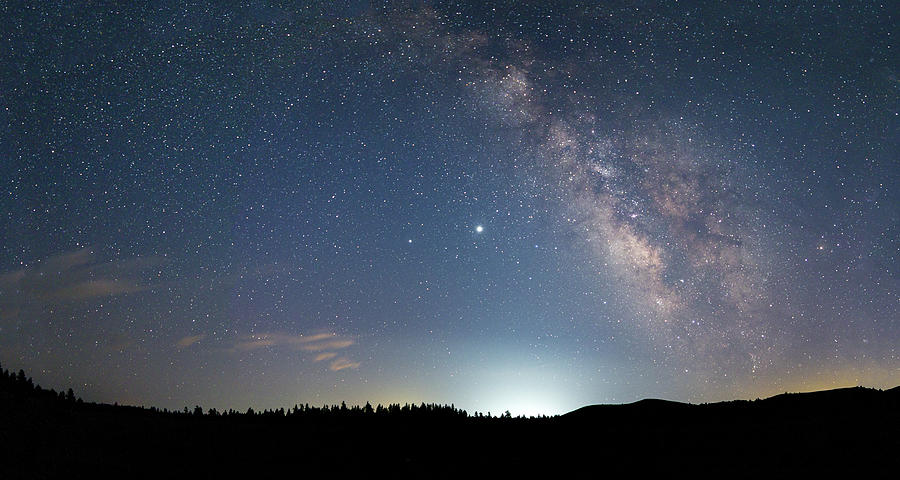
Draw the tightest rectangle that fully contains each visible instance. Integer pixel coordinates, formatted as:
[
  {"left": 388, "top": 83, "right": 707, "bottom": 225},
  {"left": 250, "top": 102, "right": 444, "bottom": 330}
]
[{"left": 563, "top": 384, "right": 900, "bottom": 422}]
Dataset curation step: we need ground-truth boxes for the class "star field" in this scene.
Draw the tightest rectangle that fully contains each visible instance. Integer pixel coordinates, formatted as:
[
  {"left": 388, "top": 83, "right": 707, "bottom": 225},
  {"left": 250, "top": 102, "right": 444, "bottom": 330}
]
[{"left": 0, "top": 2, "right": 897, "bottom": 416}]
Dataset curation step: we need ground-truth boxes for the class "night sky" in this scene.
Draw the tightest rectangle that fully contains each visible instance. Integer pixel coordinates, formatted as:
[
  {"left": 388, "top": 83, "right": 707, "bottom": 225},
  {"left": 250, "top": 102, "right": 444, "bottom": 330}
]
[{"left": 1, "top": 1, "right": 897, "bottom": 416}]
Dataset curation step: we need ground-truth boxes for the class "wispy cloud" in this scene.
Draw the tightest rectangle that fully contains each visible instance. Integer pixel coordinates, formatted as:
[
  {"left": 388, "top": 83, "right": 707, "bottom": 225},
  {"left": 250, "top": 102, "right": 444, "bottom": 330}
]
[
  {"left": 314, "top": 352, "right": 337, "bottom": 362},
  {"left": 176, "top": 334, "right": 206, "bottom": 349},
  {"left": 229, "top": 332, "right": 361, "bottom": 371},
  {"left": 0, "top": 250, "right": 160, "bottom": 321},
  {"left": 329, "top": 357, "right": 361, "bottom": 371},
  {"left": 299, "top": 339, "right": 355, "bottom": 352},
  {"left": 51, "top": 279, "right": 145, "bottom": 300},
  {"left": 233, "top": 332, "right": 355, "bottom": 352}
]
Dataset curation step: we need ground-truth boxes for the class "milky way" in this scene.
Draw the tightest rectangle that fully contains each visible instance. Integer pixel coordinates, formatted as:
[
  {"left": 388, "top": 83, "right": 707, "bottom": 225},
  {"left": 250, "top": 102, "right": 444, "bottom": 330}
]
[{"left": 382, "top": 7, "right": 789, "bottom": 382}]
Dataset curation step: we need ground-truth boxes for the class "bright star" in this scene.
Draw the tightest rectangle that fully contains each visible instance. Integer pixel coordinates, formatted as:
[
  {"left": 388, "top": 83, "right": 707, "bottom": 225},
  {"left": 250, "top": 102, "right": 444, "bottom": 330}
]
[{"left": 475, "top": 225, "right": 484, "bottom": 233}]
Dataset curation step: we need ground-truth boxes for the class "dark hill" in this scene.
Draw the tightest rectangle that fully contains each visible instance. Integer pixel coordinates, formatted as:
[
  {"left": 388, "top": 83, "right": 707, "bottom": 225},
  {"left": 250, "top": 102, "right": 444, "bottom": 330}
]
[
  {"left": 763, "top": 385, "right": 885, "bottom": 404},
  {"left": 562, "top": 385, "right": 900, "bottom": 433},
  {"left": 565, "top": 397, "right": 693, "bottom": 418},
  {"left": 565, "top": 385, "right": 900, "bottom": 419}
]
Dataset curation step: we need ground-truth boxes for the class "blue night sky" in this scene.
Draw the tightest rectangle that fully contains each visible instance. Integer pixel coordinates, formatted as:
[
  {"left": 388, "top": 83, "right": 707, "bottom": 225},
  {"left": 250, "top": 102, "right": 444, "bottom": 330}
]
[{"left": 1, "top": 1, "right": 897, "bottom": 416}]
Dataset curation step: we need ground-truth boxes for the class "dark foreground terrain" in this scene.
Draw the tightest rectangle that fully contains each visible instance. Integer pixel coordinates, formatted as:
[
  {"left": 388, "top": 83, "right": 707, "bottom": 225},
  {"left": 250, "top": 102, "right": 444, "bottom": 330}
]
[{"left": 2, "top": 365, "right": 898, "bottom": 478}]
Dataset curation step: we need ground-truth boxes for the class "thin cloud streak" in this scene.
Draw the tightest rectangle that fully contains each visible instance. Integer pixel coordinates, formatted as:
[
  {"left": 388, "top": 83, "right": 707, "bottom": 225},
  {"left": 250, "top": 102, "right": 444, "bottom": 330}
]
[
  {"left": 228, "top": 332, "right": 362, "bottom": 371},
  {"left": 329, "top": 357, "right": 361, "bottom": 371},
  {"left": 0, "top": 250, "right": 159, "bottom": 321},
  {"left": 176, "top": 334, "right": 206, "bottom": 349},
  {"left": 314, "top": 352, "right": 338, "bottom": 362},
  {"left": 232, "top": 333, "right": 355, "bottom": 352}
]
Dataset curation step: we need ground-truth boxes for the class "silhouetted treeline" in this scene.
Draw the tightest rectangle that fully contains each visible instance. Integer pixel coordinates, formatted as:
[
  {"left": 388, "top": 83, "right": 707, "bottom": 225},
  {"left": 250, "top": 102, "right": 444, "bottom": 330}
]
[
  {"left": 0, "top": 362, "right": 81, "bottom": 405},
  {"left": 2, "top": 361, "right": 898, "bottom": 478},
  {"left": 186, "top": 401, "right": 490, "bottom": 420},
  {"left": 0, "top": 362, "right": 545, "bottom": 422}
]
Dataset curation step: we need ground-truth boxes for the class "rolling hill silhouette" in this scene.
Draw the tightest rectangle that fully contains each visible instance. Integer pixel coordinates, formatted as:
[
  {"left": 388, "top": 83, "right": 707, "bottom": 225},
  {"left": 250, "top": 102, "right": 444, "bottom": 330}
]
[{"left": 1, "top": 363, "right": 897, "bottom": 478}]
